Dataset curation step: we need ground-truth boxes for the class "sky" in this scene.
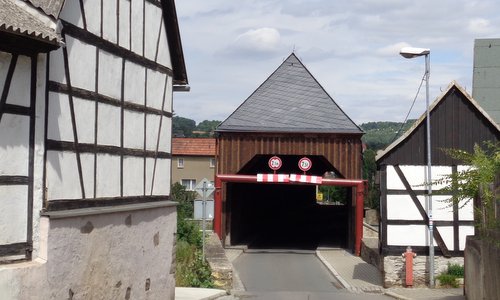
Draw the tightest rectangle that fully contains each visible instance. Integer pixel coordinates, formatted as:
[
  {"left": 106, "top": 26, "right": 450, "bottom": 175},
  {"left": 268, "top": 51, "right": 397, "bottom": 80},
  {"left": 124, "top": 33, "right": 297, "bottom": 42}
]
[{"left": 173, "top": 0, "right": 500, "bottom": 125}]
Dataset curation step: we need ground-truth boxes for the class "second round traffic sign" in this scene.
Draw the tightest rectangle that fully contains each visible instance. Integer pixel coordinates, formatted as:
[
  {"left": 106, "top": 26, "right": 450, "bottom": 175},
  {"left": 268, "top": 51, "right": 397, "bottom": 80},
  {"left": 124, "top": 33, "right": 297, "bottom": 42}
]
[{"left": 298, "top": 157, "right": 312, "bottom": 172}]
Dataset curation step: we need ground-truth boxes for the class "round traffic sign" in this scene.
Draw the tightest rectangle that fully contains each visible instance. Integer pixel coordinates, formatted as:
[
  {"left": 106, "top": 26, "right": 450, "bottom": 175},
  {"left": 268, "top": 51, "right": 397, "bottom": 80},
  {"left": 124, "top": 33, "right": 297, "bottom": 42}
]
[
  {"left": 268, "top": 156, "right": 282, "bottom": 171},
  {"left": 298, "top": 157, "right": 312, "bottom": 172}
]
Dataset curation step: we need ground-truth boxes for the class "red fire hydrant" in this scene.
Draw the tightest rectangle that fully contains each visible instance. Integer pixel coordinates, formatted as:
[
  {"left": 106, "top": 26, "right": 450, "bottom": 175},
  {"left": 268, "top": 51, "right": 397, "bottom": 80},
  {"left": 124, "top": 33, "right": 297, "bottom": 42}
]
[{"left": 402, "top": 246, "right": 417, "bottom": 287}]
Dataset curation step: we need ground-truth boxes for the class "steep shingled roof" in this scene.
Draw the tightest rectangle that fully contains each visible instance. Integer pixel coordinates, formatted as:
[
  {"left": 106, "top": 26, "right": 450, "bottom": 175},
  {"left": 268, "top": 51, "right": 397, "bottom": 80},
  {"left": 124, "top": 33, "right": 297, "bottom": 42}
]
[
  {"left": 172, "top": 138, "right": 216, "bottom": 156},
  {"left": 0, "top": 0, "right": 62, "bottom": 45},
  {"left": 216, "top": 53, "right": 362, "bottom": 134},
  {"left": 27, "top": 0, "right": 64, "bottom": 18}
]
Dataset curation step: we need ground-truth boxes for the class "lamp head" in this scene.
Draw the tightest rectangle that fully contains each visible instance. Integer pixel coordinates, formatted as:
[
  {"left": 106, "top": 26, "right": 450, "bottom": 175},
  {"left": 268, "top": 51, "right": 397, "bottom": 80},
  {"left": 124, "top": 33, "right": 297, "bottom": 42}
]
[{"left": 400, "top": 47, "right": 430, "bottom": 58}]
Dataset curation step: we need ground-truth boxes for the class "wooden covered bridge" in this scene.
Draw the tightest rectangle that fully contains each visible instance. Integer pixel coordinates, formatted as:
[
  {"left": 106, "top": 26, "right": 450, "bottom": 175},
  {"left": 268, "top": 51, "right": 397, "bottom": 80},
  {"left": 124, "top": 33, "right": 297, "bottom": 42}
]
[{"left": 213, "top": 53, "right": 366, "bottom": 254}]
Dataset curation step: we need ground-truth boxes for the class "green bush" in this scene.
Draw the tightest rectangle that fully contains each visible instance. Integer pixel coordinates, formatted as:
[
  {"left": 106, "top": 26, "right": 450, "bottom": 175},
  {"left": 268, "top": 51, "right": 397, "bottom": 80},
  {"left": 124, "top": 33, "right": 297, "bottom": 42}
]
[
  {"left": 172, "top": 182, "right": 214, "bottom": 288},
  {"left": 446, "top": 263, "right": 464, "bottom": 277},
  {"left": 176, "top": 240, "right": 214, "bottom": 288},
  {"left": 177, "top": 218, "right": 202, "bottom": 248},
  {"left": 436, "top": 274, "right": 459, "bottom": 288},
  {"left": 436, "top": 263, "right": 464, "bottom": 288}
]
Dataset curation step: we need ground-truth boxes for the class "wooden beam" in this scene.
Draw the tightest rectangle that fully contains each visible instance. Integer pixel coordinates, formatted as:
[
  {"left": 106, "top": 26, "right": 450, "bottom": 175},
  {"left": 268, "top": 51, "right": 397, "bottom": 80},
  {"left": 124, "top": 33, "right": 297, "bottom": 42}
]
[
  {"left": 0, "top": 176, "right": 29, "bottom": 185},
  {"left": 46, "top": 139, "right": 171, "bottom": 159},
  {"left": 393, "top": 165, "right": 451, "bottom": 257},
  {"left": 61, "top": 21, "right": 173, "bottom": 76}
]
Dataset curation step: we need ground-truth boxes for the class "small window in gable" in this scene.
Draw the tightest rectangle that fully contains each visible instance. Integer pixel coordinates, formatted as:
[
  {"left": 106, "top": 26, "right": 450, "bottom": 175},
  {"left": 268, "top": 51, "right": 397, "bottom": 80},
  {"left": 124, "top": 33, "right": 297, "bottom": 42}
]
[{"left": 178, "top": 158, "right": 184, "bottom": 168}]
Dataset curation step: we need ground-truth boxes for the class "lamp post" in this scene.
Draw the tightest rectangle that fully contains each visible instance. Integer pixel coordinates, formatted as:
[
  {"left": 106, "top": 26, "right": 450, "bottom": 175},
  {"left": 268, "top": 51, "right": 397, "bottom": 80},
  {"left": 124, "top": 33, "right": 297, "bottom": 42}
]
[{"left": 400, "top": 47, "right": 434, "bottom": 288}]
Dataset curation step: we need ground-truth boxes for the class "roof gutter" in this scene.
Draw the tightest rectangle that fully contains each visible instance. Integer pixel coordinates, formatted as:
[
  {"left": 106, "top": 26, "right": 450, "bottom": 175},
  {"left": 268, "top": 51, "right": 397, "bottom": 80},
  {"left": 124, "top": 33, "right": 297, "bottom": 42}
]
[{"left": 173, "top": 84, "right": 190, "bottom": 92}]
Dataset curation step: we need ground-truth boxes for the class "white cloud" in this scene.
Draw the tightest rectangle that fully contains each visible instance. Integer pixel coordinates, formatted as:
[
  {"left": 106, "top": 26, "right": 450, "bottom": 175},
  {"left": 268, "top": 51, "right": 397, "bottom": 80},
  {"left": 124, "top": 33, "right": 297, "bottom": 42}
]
[
  {"left": 174, "top": 0, "right": 499, "bottom": 124},
  {"left": 377, "top": 42, "right": 412, "bottom": 56},
  {"left": 233, "top": 27, "right": 282, "bottom": 53},
  {"left": 467, "top": 18, "right": 492, "bottom": 34}
]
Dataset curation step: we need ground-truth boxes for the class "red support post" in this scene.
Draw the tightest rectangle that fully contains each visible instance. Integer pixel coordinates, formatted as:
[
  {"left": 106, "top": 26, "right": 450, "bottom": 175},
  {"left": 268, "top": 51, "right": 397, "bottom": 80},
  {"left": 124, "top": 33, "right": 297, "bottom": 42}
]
[
  {"left": 214, "top": 175, "right": 222, "bottom": 239},
  {"left": 355, "top": 182, "right": 365, "bottom": 256}
]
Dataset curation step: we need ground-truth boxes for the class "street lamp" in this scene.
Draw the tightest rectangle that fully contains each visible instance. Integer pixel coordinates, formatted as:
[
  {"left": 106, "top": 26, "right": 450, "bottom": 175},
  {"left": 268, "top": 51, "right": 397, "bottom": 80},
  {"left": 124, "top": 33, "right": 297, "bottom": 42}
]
[{"left": 400, "top": 46, "right": 434, "bottom": 288}]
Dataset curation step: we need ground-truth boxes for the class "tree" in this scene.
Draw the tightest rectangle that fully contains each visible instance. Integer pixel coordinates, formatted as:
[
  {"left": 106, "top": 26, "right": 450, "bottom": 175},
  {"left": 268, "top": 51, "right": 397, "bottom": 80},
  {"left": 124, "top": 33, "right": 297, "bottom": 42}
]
[
  {"left": 196, "top": 120, "right": 221, "bottom": 134},
  {"left": 363, "top": 148, "right": 379, "bottom": 209},
  {"left": 360, "top": 120, "right": 415, "bottom": 151},
  {"left": 433, "top": 142, "right": 500, "bottom": 234},
  {"left": 173, "top": 116, "right": 196, "bottom": 137}
]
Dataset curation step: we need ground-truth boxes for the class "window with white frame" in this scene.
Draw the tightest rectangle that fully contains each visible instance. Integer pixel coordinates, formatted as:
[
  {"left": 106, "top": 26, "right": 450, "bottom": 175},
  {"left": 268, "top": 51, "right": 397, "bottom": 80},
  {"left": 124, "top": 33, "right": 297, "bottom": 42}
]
[
  {"left": 177, "top": 158, "right": 184, "bottom": 168},
  {"left": 181, "top": 179, "right": 196, "bottom": 190},
  {"left": 209, "top": 158, "right": 216, "bottom": 168}
]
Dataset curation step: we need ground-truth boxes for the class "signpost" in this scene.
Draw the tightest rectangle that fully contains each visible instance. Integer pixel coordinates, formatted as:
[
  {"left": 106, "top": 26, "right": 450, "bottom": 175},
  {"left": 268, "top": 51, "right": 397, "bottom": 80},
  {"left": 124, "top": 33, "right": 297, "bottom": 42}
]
[{"left": 194, "top": 178, "right": 215, "bottom": 259}]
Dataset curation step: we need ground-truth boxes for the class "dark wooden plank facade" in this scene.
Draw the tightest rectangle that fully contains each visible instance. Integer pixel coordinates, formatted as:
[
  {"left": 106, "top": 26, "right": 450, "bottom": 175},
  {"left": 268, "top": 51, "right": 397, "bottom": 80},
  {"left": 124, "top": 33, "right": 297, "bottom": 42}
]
[
  {"left": 379, "top": 85, "right": 500, "bottom": 166},
  {"left": 217, "top": 132, "right": 363, "bottom": 179}
]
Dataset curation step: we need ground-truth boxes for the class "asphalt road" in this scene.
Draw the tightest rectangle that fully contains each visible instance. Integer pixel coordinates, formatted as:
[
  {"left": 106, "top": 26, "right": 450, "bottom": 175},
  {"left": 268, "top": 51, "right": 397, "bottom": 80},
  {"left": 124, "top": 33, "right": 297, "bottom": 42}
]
[{"left": 232, "top": 251, "right": 393, "bottom": 300}]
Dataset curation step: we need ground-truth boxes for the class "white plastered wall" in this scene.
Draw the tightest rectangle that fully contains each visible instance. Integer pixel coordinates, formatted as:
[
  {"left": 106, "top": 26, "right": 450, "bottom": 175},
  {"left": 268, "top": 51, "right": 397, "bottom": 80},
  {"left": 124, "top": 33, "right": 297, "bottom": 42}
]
[
  {"left": 385, "top": 165, "right": 474, "bottom": 250},
  {"left": 1, "top": 0, "right": 178, "bottom": 298},
  {"left": 0, "top": 53, "right": 46, "bottom": 253},
  {"left": 0, "top": 206, "right": 177, "bottom": 300}
]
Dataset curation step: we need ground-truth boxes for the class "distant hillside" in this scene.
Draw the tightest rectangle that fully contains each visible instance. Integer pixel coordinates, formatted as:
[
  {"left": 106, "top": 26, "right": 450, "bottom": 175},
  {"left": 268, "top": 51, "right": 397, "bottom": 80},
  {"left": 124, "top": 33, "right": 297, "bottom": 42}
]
[
  {"left": 360, "top": 120, "right": 415, "bottom": 151},
  {"left": 172, "top": 116, "right": 415, "bottom": 150},
  {"left": 173, "top": 116, "right": 221, "bottom": 137}
]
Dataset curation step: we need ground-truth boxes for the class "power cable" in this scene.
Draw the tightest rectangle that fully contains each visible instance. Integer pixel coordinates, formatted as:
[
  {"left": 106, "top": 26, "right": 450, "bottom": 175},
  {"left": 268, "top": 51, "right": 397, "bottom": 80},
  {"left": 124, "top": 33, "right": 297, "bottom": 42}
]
[{"left": 390, "top": 71, "right": 426, "bottom": 143}]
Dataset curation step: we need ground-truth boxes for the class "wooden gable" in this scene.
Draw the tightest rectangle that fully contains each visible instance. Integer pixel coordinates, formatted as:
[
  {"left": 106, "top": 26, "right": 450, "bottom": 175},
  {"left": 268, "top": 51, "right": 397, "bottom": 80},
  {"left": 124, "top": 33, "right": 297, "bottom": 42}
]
[{"left": 377, "top": 82, "right": 500, "bottom": 166}]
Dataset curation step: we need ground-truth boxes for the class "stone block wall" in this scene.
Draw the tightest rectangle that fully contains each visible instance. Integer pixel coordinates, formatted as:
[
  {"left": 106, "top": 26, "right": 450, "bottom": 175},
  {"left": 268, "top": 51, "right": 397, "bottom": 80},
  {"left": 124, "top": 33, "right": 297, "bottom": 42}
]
[
  {"left": 205, "top": 233, "right": 233, "bottom": 290},
  {"left": 383, "top": 254, "right": 464, "bottom": 287}
]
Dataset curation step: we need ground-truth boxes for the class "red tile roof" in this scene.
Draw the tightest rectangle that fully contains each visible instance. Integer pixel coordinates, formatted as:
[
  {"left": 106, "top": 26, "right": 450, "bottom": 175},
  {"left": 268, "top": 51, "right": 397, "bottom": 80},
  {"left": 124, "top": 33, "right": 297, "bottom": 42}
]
[{"left": 172, "top": 138, "right": 216, "bottom": 156}]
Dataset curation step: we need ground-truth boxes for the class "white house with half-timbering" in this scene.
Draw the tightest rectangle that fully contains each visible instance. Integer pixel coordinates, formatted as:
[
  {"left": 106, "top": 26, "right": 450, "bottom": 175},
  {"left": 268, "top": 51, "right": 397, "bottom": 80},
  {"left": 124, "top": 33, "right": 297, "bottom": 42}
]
[
  {"left": 0, "top": 0, "right": 188, "bottom": 299},
  {"left": 376, "top": 82, "right": 499, "bottom": 287}
]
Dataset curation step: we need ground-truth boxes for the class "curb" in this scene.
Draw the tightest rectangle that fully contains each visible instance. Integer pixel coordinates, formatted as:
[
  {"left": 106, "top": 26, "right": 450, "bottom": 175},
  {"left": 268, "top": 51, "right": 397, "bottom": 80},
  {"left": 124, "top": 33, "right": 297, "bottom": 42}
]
[
  {"left": 201, "top": 291, "right": 228, "bottom": 300},
  {"left": 383, "top": 290, "right": 412, "bottom": 300},
  {"left": 315, "top": 250, "right": 352, "bottom": 290}
]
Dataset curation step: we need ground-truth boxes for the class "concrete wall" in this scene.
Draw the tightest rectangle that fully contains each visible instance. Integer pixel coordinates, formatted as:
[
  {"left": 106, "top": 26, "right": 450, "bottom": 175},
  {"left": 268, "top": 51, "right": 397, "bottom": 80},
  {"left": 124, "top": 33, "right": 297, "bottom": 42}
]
[
  {"left": 473, "top": 38, "right": 500, "bottom": 125},
  {"left": 464, "top": 235, "right": 500, "bottom": 300},
  {"left": 0, "top": 204, "right": 176, "bottom": 300}
]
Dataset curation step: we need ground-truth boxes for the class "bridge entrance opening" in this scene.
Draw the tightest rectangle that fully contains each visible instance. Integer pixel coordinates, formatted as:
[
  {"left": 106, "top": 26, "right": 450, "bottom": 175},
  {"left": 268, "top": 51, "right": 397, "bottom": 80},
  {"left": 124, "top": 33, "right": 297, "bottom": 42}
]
[
  {"left": 228, "top": 182, "right": 351, "bottom": 250},
  {"left": 223, "top": 155, "right": 354, "bottom": 250}
]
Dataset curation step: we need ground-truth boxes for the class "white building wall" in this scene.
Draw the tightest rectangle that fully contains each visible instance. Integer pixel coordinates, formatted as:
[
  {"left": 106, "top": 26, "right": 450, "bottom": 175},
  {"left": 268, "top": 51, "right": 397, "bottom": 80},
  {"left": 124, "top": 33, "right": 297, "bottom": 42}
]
[
  {"left": 385, "top": 165, "right": 474, "bottom": 251},
  {"left": 0, "top": 53, "right": 46, "bottom": 256},
  {"left": 1, "top": 0, "right": 180, "bottom": 299},
  {"left": 0, "top": 205, "right": 177, "bottom": 299}
]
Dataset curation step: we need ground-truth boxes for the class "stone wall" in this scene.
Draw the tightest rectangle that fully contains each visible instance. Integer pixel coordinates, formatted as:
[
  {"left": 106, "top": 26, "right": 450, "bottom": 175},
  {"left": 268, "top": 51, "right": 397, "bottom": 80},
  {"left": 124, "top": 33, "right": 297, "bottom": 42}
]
[
  {"left": 205, "top": 233, "right": 233, "bottom": 290},
  {"left": 0, "top": 203, "right": 177, "bottom": 300},
  {"left": 383, "top": 253, "right": 464, "bottom": 287}
]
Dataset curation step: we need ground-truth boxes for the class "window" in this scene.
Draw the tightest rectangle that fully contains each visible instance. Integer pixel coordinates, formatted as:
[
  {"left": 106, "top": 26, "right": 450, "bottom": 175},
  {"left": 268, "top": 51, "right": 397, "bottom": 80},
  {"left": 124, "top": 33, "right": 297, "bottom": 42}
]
[
  {"left": 177, "top": 158, "right": 184, "bottom": 168},
  {"left": 209, "top": 158, "right": 216, "bottom": 168},
  {"left": 181, "top": 179, "right": 196, "bottom": 190}
]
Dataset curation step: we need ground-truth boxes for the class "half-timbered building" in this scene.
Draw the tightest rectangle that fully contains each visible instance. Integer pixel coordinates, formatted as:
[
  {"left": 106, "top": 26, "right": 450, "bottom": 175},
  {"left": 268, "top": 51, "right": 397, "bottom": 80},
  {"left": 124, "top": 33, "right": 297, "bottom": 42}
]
[
  {"left": 376, "top": 82, "right": 500, "bottom": 287},
  {"left": 214, "top": 53, "right": 366, "bottom": 253},
  {"left": 0, "top": 0, "right": 187, "bottom": 299}
]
